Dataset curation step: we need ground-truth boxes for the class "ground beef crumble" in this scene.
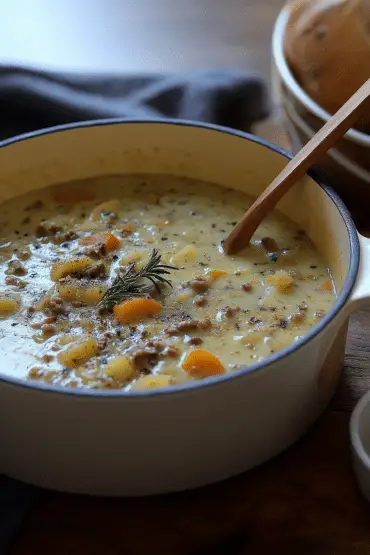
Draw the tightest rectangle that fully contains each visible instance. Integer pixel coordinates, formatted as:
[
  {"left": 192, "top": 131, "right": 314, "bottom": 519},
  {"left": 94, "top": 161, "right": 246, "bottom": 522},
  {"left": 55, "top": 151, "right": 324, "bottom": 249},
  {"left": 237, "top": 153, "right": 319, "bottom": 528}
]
[{"left": 167, "top": 318, "right": 212, "bottom": 336}]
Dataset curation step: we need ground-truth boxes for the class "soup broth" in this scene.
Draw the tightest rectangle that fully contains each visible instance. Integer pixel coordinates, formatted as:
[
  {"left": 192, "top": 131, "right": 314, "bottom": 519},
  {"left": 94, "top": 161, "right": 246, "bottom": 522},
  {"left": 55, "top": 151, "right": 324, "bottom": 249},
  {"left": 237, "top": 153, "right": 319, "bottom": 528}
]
[{"left": 0, "top": 175, "right": 335, "bottom": 390}]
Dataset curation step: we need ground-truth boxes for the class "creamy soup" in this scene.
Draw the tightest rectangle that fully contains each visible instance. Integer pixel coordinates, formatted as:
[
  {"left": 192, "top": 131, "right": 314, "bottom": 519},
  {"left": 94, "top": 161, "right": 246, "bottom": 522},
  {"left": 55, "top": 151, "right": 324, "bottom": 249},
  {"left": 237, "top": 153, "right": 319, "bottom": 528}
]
[{"left": 0, "top": 175, "right": 335, "bottom": 390}]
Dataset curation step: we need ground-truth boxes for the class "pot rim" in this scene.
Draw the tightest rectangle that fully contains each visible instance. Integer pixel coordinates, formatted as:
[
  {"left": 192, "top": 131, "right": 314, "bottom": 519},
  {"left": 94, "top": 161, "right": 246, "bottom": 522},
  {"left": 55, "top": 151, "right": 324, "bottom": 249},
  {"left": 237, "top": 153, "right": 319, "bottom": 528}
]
[
  {"left": 272, "top": 5, "right": 370, "bottom": 147},
  {"left": 0, "top": 118, "right": 360, "bottom": 398}
]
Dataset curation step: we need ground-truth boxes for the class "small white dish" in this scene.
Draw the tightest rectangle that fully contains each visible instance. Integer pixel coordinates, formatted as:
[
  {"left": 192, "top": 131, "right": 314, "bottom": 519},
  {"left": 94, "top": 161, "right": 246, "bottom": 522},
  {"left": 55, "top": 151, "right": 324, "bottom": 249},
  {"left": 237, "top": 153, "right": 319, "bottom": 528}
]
[{"left": 350, "top": 389, "right": 370, "bottom": 503}]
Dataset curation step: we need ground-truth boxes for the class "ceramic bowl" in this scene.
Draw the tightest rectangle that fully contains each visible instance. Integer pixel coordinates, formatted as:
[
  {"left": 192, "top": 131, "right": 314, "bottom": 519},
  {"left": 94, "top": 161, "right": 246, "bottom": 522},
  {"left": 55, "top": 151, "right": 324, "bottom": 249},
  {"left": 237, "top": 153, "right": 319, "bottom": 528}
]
[
  {"left": 271, "top": 5, "right": 370, "bottom": 216},
  {"left": 350, "top": 389, "right": 370, "bottom": 503}
]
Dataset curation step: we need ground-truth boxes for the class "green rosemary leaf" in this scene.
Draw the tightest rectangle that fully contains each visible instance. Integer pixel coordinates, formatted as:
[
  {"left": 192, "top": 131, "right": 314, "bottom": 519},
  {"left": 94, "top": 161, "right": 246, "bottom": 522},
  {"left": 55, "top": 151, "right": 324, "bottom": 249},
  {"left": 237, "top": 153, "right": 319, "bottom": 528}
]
[{"left": 98, "top": 248, "right": 178, "bottom": 311}]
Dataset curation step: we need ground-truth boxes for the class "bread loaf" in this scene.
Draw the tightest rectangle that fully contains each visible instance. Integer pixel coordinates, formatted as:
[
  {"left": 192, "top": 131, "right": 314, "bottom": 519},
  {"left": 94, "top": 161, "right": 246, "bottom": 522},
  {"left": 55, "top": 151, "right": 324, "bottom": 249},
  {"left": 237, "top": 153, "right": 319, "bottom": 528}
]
[{"left": 284, "top": 0, "right": 370, "bottom": 131}]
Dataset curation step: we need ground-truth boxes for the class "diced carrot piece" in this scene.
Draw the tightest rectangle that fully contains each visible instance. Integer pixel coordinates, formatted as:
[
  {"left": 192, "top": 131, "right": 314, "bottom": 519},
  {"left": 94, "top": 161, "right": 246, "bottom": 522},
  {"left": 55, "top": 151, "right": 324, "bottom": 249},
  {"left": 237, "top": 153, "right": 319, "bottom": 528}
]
[
  {"left": 113, "top": 298, "right": 161, "bottom": 324},
  {"left": 206, "top": 269, "right": 227, "bottom": 282},
  {"left": 121, "top": 224, "right": 134, "bottom": 234},
  {"left": 319, "top": 280, "right": 332, "bottom": 292},
  {"left": 52, "top": 187, "right": 95, "bottom": 204},
  {"left": 103, "top": 232, "right": 120, "bottom": 250},
  {"left": 80, "top": 231, "right": 120, "bottom": 251},
  {"left": 182, "top": 349, "right": 225, "bottom": 378}
]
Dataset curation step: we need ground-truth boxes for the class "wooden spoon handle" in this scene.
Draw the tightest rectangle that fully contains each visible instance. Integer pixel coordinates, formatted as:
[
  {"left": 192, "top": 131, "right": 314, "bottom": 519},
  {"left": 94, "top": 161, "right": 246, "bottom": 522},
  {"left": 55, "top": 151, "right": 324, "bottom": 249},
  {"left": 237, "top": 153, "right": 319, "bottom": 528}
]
[{"left": 223, "top": 78, "right": 370, "bottom": 255}]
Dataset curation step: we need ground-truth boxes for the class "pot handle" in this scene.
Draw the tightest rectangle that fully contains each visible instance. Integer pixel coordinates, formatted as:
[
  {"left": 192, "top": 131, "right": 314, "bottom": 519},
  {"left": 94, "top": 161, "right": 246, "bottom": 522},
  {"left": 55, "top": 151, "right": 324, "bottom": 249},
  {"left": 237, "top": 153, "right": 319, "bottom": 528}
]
[{"left": 348, "top": 234, "right": 370, "bottom": 308}]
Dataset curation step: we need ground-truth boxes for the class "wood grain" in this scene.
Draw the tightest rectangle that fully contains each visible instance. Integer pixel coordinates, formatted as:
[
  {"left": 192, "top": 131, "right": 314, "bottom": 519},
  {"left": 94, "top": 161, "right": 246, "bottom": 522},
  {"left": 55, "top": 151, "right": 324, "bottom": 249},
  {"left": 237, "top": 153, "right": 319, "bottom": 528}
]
[
  {"left": 3, "top": 0, "right": 370, "bottom": 553},
  {"left": 11, "top": 412, "right": 370, "bottom": 555}
]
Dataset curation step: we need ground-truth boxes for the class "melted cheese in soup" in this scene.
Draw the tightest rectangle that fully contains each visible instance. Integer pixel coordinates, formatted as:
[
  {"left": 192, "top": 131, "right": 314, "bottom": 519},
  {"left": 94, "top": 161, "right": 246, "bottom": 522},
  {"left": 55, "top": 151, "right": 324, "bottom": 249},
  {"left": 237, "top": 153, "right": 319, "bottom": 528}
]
[{"left": 0, "top": 175, "right": 335, "bottom": 390}]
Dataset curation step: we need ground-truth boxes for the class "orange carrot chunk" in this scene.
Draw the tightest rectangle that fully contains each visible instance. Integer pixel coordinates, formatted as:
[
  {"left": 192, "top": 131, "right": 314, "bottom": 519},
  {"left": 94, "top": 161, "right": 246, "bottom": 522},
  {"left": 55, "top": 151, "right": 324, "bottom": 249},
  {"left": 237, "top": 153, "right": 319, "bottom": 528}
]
[
  {"left": 182, "top": 349, "right": 225, "bottom": 378},
  {"left": 319, "top": 279, "right": 332, "bottom": 292},
  {"left": 113, "top": 298, "right": 161, "bottom": 324},
  {"left": 206, "top": 270, "right": 227, "bottom": 282},
  {"left": 80, "top": 231, "right": 120, "bottom": 251}
]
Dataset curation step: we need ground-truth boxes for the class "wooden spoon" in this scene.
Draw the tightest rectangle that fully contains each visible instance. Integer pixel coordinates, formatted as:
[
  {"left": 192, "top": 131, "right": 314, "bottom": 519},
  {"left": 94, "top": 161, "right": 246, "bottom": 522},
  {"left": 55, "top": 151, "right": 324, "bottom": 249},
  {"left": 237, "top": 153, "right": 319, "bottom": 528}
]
[{"left": 223, "top": 78, "right": 370, "bottom": 255}]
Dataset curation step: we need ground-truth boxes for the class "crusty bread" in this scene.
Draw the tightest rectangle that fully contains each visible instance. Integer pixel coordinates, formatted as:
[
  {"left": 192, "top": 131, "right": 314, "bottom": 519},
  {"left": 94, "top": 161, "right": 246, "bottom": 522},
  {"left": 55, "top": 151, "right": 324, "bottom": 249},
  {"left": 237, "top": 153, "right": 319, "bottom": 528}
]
[{"left": 284, "top": 0, "right": 370, "bottom": 131}]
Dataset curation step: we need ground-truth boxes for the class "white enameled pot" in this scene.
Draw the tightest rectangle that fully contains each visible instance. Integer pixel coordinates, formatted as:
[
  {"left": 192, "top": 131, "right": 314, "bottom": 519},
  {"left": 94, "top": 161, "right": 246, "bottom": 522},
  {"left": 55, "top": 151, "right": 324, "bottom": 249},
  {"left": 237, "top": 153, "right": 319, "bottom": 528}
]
[{"left": 0, "top": 119, "right": 369, "bottom": 497}]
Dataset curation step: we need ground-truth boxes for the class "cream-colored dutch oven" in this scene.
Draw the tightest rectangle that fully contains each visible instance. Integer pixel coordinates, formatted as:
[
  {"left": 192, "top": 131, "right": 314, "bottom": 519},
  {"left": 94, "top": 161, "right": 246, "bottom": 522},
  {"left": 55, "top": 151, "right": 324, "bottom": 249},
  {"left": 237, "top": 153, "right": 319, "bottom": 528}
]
[{"left": 0, "top": 119, "right": 369, "bottom": 496}]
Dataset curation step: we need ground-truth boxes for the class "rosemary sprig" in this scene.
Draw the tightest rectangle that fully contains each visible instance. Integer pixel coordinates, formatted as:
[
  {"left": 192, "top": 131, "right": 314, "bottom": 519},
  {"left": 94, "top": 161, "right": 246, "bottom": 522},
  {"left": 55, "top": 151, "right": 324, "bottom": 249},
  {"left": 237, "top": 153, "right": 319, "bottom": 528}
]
[{"left": 99, "top": 248, "right": 178, "bottom": 311}]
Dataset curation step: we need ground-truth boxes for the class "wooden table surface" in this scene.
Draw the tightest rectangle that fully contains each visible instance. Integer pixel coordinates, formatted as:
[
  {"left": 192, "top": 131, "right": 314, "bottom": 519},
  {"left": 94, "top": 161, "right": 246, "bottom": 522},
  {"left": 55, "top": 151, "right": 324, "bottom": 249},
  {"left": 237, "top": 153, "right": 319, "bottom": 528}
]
[{"left": 4, "top": 0, "right": 370, "bottom": 553}]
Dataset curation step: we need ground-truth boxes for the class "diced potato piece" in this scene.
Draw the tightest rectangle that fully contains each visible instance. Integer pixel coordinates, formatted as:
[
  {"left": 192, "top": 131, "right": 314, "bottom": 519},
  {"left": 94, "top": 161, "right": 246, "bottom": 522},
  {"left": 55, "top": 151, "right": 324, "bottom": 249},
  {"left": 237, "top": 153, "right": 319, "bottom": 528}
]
[
  {"left": 131, "top": 374, "right": 173, "bottom": 390},
  {"left": 59, "top": 335, "right": 79, "bottom": 345},
  {"left": 28, "top": 367, "right": 43, "bottom": 379},
  {"left": 120, "top": 249, "right": 149, "bottom": 268},
  {"left": 266, "top": 270, "right": 294, "bottom": 292},
  {"left": 57, "top": 282, "right": 105, "bottom": 306},
  {"left": 82, "top": 286, "right": 106, "bottom": 305},
  {"left": 89, "top": 199, "right": 120, "bottom": 221},
  {"left": 51, "top": 257, "right": 95, "bottom": 281},
  {"left": 173, "top": 290, "right": 193, "bottom": 304},
  {"left": 57, "top": 283, "right": 78, "bottom": 302},
  {"left": 105, "top": 356, "right": 136, "bottom": 382},
  {"left": 0, "top": 293, "right": 19, "bottom": 314},
  {"left": 57, "top": 337, "right": 99, "bottom": 368},
  {"left": 78, "top": 319, "right": 94, "bottom": 332},
  {"left": 170, "top": 244, "right": 198, "bottom": 266}
]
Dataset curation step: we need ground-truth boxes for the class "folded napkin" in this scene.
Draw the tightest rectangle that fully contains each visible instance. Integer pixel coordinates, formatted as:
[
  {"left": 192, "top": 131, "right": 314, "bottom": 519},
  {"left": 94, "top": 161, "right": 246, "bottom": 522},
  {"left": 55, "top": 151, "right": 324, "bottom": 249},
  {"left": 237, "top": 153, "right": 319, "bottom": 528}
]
[
  {"left": 0, "top": 64, "right": 268, "bottom": 553},
  {"left": 0, "top": 65, "right": 268, "bottom": 140}
]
